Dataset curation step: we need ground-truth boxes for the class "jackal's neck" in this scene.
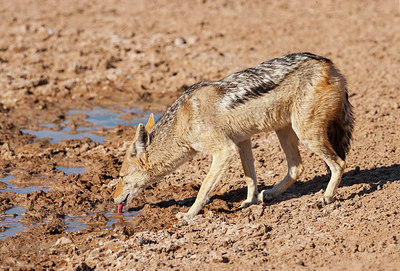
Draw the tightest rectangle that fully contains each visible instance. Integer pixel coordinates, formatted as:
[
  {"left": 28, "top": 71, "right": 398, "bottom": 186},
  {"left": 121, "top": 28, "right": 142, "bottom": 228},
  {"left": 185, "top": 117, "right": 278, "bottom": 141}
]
[
  {"left": 145, "top": 128, "right": 193, "bottom": 179},
  {"left": 142, "top": 83, "right": 201, "bottom": 178}
]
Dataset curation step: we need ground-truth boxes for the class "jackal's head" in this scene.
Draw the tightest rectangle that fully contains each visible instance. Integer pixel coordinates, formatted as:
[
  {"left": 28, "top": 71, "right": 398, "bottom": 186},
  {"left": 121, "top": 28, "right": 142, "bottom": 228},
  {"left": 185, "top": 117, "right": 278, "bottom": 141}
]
[{"left": 113, "top": 114, "right": 155, "bottom": 208}]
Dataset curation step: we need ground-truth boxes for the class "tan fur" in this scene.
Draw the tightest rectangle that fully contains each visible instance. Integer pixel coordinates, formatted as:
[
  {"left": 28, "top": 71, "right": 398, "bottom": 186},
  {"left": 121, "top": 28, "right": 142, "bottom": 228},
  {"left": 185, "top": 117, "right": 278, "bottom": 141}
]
[{"left": 113, "top": 55, "right": 354, "bottom": 219}]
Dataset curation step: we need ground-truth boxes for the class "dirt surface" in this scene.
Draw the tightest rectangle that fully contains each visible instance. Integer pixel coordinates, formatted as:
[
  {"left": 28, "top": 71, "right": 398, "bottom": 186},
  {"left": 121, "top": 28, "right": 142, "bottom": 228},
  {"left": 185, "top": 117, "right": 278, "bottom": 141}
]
[{"left": 1, "top": 0, "right": 399, "bottom": 270}]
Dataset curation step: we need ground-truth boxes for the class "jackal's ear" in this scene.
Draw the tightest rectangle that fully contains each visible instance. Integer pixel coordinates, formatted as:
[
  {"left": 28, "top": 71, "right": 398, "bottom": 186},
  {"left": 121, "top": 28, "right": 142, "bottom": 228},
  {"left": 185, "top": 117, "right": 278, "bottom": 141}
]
[
  {"left": 145, "top": 113, "right": 155, "bottom": 132},
  {"left": 133, "top": 123, "right": 149, "bottom": 155}
]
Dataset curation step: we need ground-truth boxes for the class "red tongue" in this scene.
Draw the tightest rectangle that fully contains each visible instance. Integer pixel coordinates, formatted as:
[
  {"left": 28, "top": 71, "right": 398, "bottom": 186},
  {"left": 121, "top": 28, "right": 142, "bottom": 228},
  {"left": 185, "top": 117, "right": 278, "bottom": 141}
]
[{"left": 118, "top": 203, "right": 123, "bottom": 214}]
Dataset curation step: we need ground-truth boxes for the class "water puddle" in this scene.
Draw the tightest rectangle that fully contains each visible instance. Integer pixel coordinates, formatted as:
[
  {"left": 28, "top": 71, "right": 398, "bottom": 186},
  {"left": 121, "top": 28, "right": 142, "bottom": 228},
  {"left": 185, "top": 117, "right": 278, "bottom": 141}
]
[
  {"left": 0, "top": 206, "right": 138, "bottom": 241},
  {"left": 0, "top": 207, "right": 28, "bottom": 241},
  {"left": 21, "top": 128, "right": 105, "bottom": 144},
  {"left": 55, "top": 166, "right": 86, "bottom": 175},
  {"left": 21, "top": 107, "right": 160, "bottom": 144},
  {"left": 67, "top": 107, "right": 155, "bottom": 129},
  {"left": 0, "top": 175, "right": 50, "bottom": 193}
]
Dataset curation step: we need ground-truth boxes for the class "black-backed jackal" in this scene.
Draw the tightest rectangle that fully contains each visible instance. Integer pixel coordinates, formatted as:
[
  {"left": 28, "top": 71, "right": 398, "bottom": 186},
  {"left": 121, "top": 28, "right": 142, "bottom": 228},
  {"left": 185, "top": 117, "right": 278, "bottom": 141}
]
[{"left": 113, "top": 52, "right": 354, "bottom": 219}]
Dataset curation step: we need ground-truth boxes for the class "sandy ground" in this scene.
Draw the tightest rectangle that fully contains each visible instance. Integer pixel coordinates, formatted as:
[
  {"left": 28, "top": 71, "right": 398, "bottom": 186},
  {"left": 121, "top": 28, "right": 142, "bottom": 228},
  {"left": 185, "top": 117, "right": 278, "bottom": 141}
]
[{"left": 0, "top": 0, "right": 399, "bottom": 270}]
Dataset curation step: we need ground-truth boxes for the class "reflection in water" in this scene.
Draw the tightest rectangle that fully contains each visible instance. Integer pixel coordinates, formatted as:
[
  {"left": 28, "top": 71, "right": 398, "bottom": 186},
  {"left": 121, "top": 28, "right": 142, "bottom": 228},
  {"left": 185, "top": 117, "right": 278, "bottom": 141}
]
[{"left": 65, "top": 211, "right": 139, "bottom": 232}]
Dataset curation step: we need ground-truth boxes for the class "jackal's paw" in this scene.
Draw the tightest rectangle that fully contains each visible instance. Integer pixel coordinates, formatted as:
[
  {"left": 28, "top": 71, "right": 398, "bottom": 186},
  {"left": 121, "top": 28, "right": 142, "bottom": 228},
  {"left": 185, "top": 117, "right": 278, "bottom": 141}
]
[
  {"left": 175, "top": 212, "right": 194, "bottom": 220},
  {"left": 239, "top": 198, "right": 258, "bottom": 209},
  {"left": 258, "top": 190, "right": 276, "bottom": 202},
  {"left": 318, "top": 195, "right": 334, "bottom": 206}
]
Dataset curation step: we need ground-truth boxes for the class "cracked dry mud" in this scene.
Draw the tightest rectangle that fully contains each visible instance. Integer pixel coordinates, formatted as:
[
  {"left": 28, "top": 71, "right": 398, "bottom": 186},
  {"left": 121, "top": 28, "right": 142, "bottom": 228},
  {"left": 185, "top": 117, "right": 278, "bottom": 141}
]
[{"left": 0, "top": 0, "right": 399, "bottom": 270}]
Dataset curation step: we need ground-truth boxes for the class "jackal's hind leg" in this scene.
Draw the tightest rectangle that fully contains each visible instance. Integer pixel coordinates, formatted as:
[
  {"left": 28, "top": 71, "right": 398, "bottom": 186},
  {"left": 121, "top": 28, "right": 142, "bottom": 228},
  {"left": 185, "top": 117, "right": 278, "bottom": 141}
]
[
  {"left": 307, "top": 144, "right": 345, "bottom": 205},
  {"left": 259, "top": 126, "right": 304, "bottom": 202},
  {"left": 237, "top": 139, "right": 259, "bottom": 208},
  {"left": 176, "top": 141, "right": 237, "bottom": 220},
  {"left": 294, "top": 126, "right": 345, "bottom": 205}
]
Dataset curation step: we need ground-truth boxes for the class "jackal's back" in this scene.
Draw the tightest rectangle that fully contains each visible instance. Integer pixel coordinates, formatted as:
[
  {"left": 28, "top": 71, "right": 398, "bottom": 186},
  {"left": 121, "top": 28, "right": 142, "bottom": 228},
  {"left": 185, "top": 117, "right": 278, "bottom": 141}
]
[{"left": 218, "top": 52, "right": 332, "bottom": 109}]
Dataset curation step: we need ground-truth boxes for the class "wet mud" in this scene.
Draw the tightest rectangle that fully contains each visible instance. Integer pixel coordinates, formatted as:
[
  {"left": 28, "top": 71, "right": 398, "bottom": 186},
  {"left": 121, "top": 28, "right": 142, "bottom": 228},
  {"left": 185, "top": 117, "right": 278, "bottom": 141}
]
[{"left": 0, "top": 0, "right": 399, "bottom": 270}]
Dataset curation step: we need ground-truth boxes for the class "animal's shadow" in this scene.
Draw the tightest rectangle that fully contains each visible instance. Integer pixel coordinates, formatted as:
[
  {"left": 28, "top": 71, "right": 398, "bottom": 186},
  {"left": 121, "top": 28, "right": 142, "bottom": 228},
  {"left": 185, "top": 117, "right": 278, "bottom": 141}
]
[{"left": 126, "top": 164, "right": 400, "bottom": 213}]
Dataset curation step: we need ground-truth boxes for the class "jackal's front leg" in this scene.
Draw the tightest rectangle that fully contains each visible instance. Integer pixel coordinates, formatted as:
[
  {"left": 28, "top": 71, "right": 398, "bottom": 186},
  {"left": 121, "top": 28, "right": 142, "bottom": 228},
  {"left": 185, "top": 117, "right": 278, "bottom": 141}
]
[
  {"left": 176, "top": 143, "right": 237, "bottom": 220},
  {"left": 238, "top": 139, "right": 259, "bottom": 208}
]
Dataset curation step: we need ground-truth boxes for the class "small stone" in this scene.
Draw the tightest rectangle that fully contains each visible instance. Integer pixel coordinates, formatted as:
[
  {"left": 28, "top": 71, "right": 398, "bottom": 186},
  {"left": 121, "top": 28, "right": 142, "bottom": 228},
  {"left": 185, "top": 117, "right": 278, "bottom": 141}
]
[
  {"left": 55, "top": 236, "right": 72, "bottom": 246},
  {"left": 211, "top": 251, "right": 229, "bottom": 263},
  {"left": 174, "top": 37, "right": 187, "bottom": 47}
]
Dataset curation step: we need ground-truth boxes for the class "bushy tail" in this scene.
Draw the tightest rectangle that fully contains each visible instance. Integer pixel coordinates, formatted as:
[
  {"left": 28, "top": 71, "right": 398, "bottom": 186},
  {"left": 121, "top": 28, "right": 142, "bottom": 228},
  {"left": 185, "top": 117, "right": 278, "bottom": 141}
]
[{"left": 328, "top": 91, "right": 354, "bottom": 160}]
